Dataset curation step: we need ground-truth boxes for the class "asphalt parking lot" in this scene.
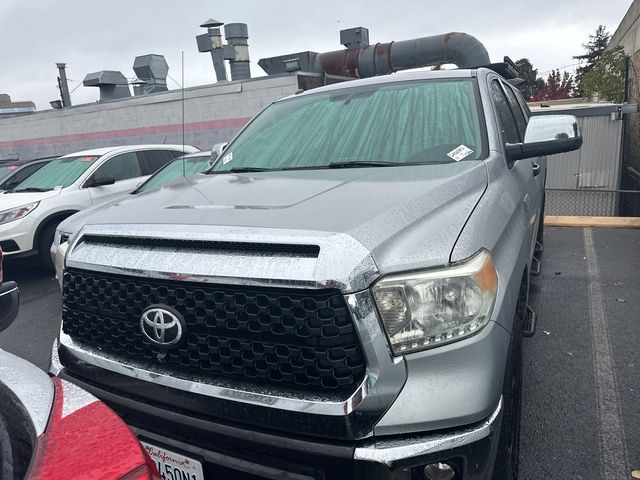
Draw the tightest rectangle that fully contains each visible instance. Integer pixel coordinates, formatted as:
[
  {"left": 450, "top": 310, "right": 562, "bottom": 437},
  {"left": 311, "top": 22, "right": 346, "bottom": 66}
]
[{"left": 1, "top": 226, "right": 639, "bottom": 479}]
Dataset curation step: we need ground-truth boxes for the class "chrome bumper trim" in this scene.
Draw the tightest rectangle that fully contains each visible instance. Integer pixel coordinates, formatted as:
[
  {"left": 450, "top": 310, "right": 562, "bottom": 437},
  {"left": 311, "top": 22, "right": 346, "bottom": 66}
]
[
  {"left": 59, "top": 329, "right": 366, "bottom": 415},
  {"left": 354, "top": 396, "right": 503, "bottom": 467}
]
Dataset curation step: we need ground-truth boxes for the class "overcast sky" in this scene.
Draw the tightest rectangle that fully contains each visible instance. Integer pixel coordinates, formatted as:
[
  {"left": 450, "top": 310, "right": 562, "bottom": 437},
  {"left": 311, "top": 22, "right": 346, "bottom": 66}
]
[{"left": 0, "top": 0, "right": 633, "bottom": 109}]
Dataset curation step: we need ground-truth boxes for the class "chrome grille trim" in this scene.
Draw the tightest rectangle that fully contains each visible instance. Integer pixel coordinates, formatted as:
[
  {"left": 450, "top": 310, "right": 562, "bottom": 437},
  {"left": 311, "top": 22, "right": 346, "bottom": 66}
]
[
  {"left": 58, "top": 290, "right": 406, "bottom": 417},
  {"left": 65, "top": 224, "right": 379, "bottom": 292}
]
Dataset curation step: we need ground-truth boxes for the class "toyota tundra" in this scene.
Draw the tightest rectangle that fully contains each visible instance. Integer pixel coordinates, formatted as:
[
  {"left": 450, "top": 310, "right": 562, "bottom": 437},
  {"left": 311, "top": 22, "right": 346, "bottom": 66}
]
[{"left": 51, "top": 68, "right": 582, "bottom": 479}]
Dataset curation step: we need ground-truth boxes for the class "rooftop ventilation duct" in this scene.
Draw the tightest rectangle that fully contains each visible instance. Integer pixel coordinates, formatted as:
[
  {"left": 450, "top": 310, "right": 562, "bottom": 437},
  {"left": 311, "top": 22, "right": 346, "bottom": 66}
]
[
  {"left": 259, "top": 28, "right": 491, "bottom": 77},
  {"left": 196, "top": 20, "right": 251, "bottom": 82},
  {"left": 132, "top": 54, "right": 169, "bottom": 96},
  {"left": 224, "top": 23, "right": 250, "bottom": 81},
  {"left": 56, "top": 63, "right": 72, "bottom": 107},
  {"left": 83, "top": 71, "right": 131, "bottom": 102},
  {"left": 197, "top": 19, "right": 227, "bottom": 82},
  {"left": 0, "top": 94, "right": 36, "bottom": 115}
]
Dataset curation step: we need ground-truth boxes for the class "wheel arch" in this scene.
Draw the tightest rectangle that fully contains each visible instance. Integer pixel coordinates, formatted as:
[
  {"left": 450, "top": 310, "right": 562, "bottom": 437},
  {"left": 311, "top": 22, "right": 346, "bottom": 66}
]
[{"left": 33, "top": 210, "right": 79, "bottom": 251}]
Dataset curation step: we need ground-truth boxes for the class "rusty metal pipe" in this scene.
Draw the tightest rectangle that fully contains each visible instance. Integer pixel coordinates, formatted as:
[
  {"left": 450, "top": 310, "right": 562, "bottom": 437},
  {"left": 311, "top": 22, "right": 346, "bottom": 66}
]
[{"left": 315, "top": 32, "right": 490, "bottom": 78}]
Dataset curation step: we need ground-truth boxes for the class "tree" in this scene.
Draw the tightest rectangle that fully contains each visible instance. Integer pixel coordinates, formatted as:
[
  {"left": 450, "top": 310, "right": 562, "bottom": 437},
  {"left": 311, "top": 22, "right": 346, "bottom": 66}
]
[
  {"left": 514, "top": 58, "right": 545, "bottom": 101},
  {"left": 573, "top": 25, "right": 611, "bottom": 96},
  {"left": 581, "top": 46, "right": 626, "bottom": 102},
  {"left": 531, "top": 70, "right": 575, "bottom": 101}
]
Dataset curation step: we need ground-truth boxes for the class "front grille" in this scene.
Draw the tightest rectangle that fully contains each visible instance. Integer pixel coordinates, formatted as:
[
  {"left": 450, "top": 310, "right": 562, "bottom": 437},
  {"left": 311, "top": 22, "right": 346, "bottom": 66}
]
[{"left": 62, "top": 268, "right": 366, "bottom": 396}]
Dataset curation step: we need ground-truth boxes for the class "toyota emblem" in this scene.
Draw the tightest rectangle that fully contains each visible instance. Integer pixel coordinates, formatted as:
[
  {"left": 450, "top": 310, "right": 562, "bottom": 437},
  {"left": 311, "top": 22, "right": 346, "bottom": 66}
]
[{"left": 140, "top": 306, "right": 184, "bottom": 347}]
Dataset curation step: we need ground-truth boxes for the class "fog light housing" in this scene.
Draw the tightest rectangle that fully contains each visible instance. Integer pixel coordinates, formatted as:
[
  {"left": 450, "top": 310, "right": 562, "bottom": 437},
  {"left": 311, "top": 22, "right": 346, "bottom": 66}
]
[{"left": 423, "top": 462, "right": 455, "bottom": 480}]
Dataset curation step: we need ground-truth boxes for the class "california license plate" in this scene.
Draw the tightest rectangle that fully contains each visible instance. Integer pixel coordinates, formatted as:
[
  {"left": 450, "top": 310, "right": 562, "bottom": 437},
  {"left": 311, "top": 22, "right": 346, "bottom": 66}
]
[{"left": 141, "top": 441, "right": 205, "bottom": 480}]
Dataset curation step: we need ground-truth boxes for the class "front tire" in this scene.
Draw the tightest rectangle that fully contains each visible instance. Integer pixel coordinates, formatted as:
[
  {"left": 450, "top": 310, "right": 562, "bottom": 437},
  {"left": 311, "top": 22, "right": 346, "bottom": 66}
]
[
  {"left": 492, "top": 278, "right": 526, "bottom": 479},
  {"left": 38, "top": 222, "right": 58, "bottom": 273}
]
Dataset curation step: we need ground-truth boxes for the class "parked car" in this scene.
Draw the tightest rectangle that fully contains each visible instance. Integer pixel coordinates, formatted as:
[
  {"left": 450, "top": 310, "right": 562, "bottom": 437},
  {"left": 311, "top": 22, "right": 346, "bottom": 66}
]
[
  {"left": 0, "top": 247, "right": 19, "bottom": 334},
  {"left": 133, "top": 150, "right": 214, "bottom": 194},
  {"left": 0, "top": 156, "right": 58, "bottom": 193},
  {"left": 0, "top": 326, "right": 160, "bottom": 480},
  {"left": 50, "top": 150, "right": 213, "bottom": 265},
  {"left": 52, "top": 69, "right": 581, "bottom": 479},
  {"left": 0, "top": 144, "right": 197, "bottom": 271}
]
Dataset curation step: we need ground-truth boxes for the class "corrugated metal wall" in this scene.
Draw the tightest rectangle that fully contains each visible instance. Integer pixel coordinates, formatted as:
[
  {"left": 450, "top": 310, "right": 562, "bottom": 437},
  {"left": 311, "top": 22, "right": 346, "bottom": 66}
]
[{"left": 534, "top": 108, "right": 624, "bottom": 216}]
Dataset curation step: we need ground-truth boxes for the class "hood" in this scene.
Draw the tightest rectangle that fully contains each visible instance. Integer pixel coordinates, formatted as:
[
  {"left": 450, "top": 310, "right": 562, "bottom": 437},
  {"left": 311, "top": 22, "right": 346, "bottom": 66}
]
[
  {"left": 0, "top": 189, "right": 62, "bottom": 209},
  {"left": 70, "top": 163, "right": 487, "bottom": 273},
  {"left": 58, "top": 195, "right": 127, "bottom": 234}
]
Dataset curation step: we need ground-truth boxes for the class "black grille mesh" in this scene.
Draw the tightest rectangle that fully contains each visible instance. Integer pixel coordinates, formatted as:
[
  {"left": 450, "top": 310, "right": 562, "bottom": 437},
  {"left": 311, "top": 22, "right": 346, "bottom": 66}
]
[{"left": 62, "top": 269, "right": 366, "bottom": 395}]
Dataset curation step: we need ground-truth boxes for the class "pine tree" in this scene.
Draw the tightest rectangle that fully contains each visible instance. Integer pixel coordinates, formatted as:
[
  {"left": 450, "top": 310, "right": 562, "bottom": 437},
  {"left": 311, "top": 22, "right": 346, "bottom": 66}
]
[
  {"left": 581, "top": 46, "right": 626, "bottom": 102},
  {"left": 573, "top": 25, "right": 611, "bottom": 96},
  {"left": 514, "top": 58, "right": 545, "bottom": 101}
]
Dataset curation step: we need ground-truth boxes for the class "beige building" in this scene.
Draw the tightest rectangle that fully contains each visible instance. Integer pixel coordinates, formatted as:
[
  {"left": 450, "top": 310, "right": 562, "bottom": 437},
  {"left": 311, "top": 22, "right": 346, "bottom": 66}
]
[{"left": 609, "top": 1, "right": 640, "bottom": 206}]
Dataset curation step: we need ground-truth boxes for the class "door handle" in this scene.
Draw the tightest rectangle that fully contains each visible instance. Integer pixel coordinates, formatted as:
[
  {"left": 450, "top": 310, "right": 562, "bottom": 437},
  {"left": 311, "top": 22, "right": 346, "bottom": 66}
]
[{"left": 532, "top": 162, "right": 541, "bottom": 177}]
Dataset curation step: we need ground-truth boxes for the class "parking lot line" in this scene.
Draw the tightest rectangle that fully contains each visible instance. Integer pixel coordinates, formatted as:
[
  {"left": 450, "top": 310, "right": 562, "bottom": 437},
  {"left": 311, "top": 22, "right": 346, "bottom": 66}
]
[{"left": 584, "top": 228, "right": 629, "bottom": 480}]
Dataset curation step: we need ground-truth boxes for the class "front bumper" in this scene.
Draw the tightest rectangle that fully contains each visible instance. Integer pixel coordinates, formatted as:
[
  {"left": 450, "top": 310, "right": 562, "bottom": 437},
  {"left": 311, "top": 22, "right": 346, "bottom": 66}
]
[
  {"left": 50, "top": 230, "right": 70, "bottom": 268},
  {"left": 57, "top": 367, "right": 502, "bottom": 480},
  {"left": 0, "top": 281, "right": 19, "bottom": 330},
  {"left": 0, "top": 216, "right": 37, "bottom": 256}
]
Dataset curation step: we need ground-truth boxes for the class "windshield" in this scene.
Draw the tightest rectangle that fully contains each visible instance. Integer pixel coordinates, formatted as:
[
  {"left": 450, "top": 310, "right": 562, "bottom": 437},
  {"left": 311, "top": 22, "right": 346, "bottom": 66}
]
[
  {"left": 0, "top": 165, "right": 18, "bottom": 183},
  {"left": 136, "top": 154, "right": 212, "bottom": 193},
  {"left": 212, "top": 79, "right": 485, "bottom": 173},
  {"left": 12, "top": 156, "right": 99, "bottom": 191}
]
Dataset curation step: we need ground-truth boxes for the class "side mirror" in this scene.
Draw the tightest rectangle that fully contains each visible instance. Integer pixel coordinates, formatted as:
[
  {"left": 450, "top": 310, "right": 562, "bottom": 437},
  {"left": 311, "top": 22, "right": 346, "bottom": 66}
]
[
  {"left": 506, "top": 115, "right": 582, "bottom": 161},
  {"left": 210, "top": 142, "right": 228, "bottom": 163},
  {"left": 0, "top": 281, "right": 19, "bottom": 333},
  {"left": 85, "top": 175, "right": 116, "bottom": 188}
]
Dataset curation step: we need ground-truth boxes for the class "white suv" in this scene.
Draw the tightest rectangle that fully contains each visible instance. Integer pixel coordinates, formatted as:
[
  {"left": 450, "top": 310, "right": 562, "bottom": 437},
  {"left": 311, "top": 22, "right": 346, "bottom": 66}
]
[{"left": 0, "top": 144, "right": 198, "bottom": 270}]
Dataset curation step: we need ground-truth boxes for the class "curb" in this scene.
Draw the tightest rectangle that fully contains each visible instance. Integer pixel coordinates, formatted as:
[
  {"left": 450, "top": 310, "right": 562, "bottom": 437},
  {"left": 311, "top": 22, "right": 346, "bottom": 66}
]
[{"left": 544, "top": 216, "right": 640, "bottom": 228}]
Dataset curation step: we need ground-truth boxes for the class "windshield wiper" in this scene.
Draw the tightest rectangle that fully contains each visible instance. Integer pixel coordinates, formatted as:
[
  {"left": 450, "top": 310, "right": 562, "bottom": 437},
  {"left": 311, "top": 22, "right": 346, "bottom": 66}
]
[
  {"left": 211, "top": 167, "right": 272, "bottom": 174},
  {"left": 328, "top": 161, "right": 398, "bottom": 168},
  {"left": 10, "top": 187, "right": 53, "bottom": 193}
]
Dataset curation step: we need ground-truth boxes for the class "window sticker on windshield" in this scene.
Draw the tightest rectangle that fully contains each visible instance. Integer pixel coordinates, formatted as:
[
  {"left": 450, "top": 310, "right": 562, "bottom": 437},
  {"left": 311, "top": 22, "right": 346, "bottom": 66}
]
[
  {"left": 81, "top": 156, "right": 96, "bottom": 162},
  {"left": 447, "top": 145, "right": 474, "bottom": 162},
  {"left": 222, "top": 152, "right": 233, "bottom": 165}
]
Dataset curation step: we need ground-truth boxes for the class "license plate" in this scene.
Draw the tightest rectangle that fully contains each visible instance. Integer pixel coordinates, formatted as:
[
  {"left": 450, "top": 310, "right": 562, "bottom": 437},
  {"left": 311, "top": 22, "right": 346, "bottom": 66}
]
[{"left": 141, "top": 441, "right": 205, "bottom": 480}]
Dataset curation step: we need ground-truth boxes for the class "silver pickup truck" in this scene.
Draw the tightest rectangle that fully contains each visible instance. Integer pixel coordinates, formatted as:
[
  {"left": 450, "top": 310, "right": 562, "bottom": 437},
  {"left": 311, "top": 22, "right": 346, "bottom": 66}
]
[{"left": 52, "top": 68, "right": 581, "bottom": 480}]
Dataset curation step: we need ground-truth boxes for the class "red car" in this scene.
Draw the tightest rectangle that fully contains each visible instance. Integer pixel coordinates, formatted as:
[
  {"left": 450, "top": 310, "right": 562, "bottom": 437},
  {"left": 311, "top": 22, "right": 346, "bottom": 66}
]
[{"left": 0, "top": 249, "right": 160, "bottom": 480}]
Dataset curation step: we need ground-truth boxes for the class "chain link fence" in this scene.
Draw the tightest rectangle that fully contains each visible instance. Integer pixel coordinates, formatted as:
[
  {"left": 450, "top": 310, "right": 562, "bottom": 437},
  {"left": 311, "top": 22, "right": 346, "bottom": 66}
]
[{"left": 545, "top": 189, "right": 640, "bottom": 217}]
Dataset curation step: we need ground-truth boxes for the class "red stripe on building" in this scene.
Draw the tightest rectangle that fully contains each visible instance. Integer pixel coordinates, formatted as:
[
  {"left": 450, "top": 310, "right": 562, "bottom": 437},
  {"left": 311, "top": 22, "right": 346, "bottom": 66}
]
[{"left": 0, "top": 117, "right": 252, "bottom": 149}]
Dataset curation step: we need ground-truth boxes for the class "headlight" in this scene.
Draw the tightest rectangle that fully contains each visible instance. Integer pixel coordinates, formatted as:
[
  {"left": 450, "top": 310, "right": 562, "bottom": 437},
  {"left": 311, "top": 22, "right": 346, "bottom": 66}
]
[
  {"left": 0, "top": 202, "right": 39, "bottom": 225},
  {"left": 54, "top": 229, "right": 71, "bottom": 248},
  {"left": 372, "top": 249, "right": 498, "bottom": 355}
]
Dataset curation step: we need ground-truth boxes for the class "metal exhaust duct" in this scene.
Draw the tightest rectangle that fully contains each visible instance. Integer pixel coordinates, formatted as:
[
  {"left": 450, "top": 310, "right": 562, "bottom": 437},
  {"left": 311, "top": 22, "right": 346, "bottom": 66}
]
[
  {"left": 317, "top": 30, "right": 491, "bottom": 77},
  {"left": 224, "top": 23, "right": 251, "bottom": 81},
  {"left": 132, "top": 54, "right": 169, "bottom": 95},
  {"left": 196, "top": 18, "right": 228, "bottom": 82},
  {"left": 259, "top": 29, "right": 491, "bottom": 78},
  {"left": 56, "top": 63, "right": 72, "bottom": 107},
  {"left": 83, "top": 71, "right": 132, "bottom": 102}
]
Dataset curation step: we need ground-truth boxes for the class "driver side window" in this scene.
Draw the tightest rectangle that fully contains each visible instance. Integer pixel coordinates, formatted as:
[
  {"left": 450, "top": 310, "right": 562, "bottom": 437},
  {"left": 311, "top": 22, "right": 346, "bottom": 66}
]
[{"left": 91, "top": 152, "right": 143, "bottom": 182}]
